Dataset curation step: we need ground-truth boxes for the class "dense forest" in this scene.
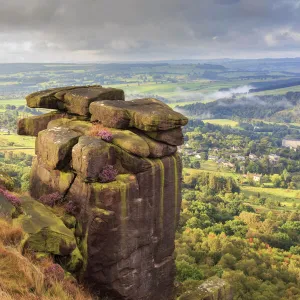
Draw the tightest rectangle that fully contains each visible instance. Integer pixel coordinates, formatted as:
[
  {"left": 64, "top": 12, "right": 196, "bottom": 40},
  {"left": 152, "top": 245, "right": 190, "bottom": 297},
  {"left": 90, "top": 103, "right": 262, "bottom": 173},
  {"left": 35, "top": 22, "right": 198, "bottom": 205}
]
[{"left": 176, "top": 171, "right": 300, "bottom": 300}]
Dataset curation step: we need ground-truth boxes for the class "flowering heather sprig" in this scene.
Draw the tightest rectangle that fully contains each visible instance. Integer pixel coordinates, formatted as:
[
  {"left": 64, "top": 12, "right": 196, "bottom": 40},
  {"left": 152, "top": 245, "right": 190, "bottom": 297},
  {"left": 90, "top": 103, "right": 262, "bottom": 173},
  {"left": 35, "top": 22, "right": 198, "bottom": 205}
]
[
  {"left": 39, "top": 192, "right": 62, "bottom": 207},
  {"left": 44, "top": 263, "right": 65, "bottom": 282},
  {"left": 0, "top": 186, "right": 22, "bottom": 207},
  {"left": 97, "top": 129, "right": 113, "bottom": 142},
  {"left": 99, "top": 165, "right": 118, "bottom": 183}
]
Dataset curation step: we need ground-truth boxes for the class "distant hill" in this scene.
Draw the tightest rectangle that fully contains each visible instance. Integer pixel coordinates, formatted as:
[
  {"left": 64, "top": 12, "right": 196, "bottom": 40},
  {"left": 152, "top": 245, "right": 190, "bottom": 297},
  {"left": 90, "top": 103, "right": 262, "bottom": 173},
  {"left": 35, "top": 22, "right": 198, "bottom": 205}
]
[{"left": 178, "top": 91, "right": 300, "bottom": 122}]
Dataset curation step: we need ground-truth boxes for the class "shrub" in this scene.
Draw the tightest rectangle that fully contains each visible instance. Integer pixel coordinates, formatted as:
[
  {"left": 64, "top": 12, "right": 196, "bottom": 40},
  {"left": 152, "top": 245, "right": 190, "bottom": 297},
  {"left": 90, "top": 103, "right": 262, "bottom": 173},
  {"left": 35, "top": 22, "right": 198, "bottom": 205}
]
[
  {"left": 176, "top": 260, "right": 204, "bottom": 282},
  {"left": 0, "top": 186, "right": 21, "bottom": 207},
  {"left": 97, "top": 129, "right": 113, "bottom": 142},
  {"left": 39, "top": 192, "right": 62, "bottom": 207},
  {"left": 99, "top": 165, "right": 118, "bottom": 183}
]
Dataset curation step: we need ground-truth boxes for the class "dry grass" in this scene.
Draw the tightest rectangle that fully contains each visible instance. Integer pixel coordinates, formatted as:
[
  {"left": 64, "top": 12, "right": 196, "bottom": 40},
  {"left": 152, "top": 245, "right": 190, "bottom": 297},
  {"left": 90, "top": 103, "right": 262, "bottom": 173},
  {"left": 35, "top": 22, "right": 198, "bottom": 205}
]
[
  {"left": 0, "top": 218, "right": 94, "bottom": 300},
  {"left": 89, "top": 123, "right": 105, "bottom": 136},
  {"left": 0, "top": 219, "right": 23, "bottom": 246}
]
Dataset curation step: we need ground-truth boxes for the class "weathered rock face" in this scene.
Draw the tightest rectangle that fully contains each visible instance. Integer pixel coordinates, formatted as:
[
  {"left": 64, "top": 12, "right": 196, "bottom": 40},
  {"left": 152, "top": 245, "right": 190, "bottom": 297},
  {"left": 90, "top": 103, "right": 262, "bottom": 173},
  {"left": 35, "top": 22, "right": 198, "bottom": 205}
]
[
  {"left": 178, "top": 277, "right": 233, "bottom": 300},
  {"left": 90, "top": 98, "right": 188, "bottom": 131},
  {"left": 26, "top": 85, "right": 125, "bottom": 115},
  {"left": 18, "top": 85, "right": 188, "bottom": 300}
]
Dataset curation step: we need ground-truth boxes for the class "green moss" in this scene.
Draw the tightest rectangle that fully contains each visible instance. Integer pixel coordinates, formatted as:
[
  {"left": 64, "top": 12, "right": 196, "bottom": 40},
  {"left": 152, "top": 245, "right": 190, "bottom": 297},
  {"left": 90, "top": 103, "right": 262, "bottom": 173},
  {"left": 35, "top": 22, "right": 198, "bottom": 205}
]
[
  {"left": 145, "top": 157, "right": 156, "bottom": 201},
  {"left": 78, "top": 228, "right": 88, "bottom": 278},
  {"left": 13, "top": 197, "right": 76, "bottom": 255},
  {"left": 62, "top": 214, "right": 76, "bottom": 229},
  {"left": 91, "top": 207, "right": 113, "bottom": 216},
  {"left": 59, "top": 171, "right": 75, "bottom": 192},
  {"left": 157, "top": 159, "right": 165, "bottom": 233},
  {"left": 110, "top": 128, "right": 150, "bottom": 157},
  {"left": 120, "top": 183, "right": 128, "bottom": 220},
  {"left": 172, "top": 155, "right": 179, "bottom": 228},
  {"left": 35, "top": 252, "right": 50, "bottom": 260},
  {"left": 66, "top": 247, "right": 83, "bottom": 272},
  {"left": 119, "top": 181, "right": 128, "bottom": 249}
]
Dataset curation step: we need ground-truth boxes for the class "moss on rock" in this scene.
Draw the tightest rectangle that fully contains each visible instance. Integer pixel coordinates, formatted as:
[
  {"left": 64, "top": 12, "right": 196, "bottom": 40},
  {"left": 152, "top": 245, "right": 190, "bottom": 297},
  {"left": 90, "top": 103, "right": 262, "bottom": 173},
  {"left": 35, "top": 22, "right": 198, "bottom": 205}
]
[
  {"left": 17, "top": 111, "right": 66, "bottom": 137},
  {"left": 13, "top": 197, "right": 77, "bottom": 256},
  {"left": 110, "top": 128, "right": 150, "bottom": 157},
  {"left": 90, "top": 98, "right": 188, "bottom": 131},
  {"left": 48, "top": 119, "right": 93, "bottom": 135},
  {"left": 29, "top": 157, "right": 75, "bottom": 199}
]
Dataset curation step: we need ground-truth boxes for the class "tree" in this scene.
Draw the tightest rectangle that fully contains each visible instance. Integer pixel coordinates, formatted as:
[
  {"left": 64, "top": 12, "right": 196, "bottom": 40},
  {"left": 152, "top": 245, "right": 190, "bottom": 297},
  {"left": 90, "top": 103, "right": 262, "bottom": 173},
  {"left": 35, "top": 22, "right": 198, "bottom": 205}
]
[{"left": 271, "top": 174, "right": 281, "bottom": 187}]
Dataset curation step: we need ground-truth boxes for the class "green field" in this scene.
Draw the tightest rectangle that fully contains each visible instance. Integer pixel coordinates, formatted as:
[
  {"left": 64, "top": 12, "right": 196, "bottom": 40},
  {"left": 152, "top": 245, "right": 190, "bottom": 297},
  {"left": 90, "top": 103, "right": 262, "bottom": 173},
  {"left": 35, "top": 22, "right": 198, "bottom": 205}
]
[
  {"left": 241, "top": 185, "right": 300, "bottom": 208},
  {"left": 185, "top": 162, "right": 300, "bottom": 211},
  {"left": 203, "top": 119, "right": 239, "bottom": 127},
  {"left": 0, "top": 99, "right": 26, "bottom": 106},
  {"left": 184, "top": 161, "right": 239, "bottom": 179},
  {"left": 253, "top": 84, "right": 300, "bottom": 96},
  {"left": 0, "top": 132, "right": 35, "bottom": 155}
]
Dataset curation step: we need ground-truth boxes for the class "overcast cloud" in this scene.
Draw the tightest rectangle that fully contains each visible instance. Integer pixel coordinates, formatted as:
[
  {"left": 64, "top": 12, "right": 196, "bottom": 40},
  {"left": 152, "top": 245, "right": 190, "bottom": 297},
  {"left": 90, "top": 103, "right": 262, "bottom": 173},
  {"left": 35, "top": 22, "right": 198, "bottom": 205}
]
[{"left": 1, "top": 0, "right": 300, "bottom": 62}]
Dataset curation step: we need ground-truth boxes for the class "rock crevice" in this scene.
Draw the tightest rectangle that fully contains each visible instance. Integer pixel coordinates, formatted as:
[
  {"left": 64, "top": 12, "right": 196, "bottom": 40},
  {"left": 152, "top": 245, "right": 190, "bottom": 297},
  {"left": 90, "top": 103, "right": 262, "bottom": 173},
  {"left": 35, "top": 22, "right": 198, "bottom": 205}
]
[{"left": 18, "top": 85, "right": 188, "bottom": 300}]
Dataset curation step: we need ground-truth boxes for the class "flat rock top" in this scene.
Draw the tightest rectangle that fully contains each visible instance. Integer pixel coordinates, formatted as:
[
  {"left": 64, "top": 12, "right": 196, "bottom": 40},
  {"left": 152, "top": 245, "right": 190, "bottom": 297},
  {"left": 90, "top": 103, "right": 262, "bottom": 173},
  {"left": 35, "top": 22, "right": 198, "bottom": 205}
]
[
  {"left": 24, "top": 85, "right": 188, "bottom": 131},
  {"left": 90, "top": 98, "right": 188, "bottom": 131},
  {"left": 26, "top": 85, "right": 125, "bottom": 115}
]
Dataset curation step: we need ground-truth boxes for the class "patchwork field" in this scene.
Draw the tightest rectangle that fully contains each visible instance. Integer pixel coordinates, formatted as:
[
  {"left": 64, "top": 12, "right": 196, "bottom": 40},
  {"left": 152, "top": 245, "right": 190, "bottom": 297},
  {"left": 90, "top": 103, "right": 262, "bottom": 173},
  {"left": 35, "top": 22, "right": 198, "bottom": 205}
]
[
  {"left": 0, "top": 132, "right": 35, "bottom": 155},
  {"left": 203, "top": 119, "right": 239, "bottom": 127},
  {"left": 241, "top": 185, "right": 300, "bottom": 208}
]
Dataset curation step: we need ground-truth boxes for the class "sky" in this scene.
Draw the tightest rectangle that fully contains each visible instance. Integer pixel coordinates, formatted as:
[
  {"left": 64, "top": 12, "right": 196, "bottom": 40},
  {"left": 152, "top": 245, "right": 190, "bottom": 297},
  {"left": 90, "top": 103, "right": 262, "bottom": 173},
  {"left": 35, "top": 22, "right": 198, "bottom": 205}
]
[{"left": 1, "top": 0, "right": 300, "bottom": 63}]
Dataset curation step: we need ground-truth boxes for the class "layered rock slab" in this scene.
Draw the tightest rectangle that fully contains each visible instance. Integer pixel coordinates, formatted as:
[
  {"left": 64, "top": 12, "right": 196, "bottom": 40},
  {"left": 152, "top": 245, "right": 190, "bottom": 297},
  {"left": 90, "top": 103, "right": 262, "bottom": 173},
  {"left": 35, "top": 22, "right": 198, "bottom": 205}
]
[
  {"left": 90, "top": 98, "right": 188, "bottom": 131},
  {"left": 17, "top": 111, "right": 66, "bottom": 136},
  {"left": 145, "top": 127, "right": 184, "bottom": 146},
  {"left": 26, "top": 85, "right": 124, "bottom": 116},
  {"left": 36, "top": 127, "right": 81, "bottom": 170}
]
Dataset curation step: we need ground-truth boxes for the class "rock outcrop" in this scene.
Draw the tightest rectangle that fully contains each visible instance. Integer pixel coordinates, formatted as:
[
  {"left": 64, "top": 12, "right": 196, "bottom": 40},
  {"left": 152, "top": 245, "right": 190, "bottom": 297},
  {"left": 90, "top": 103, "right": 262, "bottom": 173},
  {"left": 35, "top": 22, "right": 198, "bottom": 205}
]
[
  {"left": 18, "top": 85, "right": 188, "bottom": 300},
  {"left": 178, "top": 277, "right": 233, "bottom": 300}
]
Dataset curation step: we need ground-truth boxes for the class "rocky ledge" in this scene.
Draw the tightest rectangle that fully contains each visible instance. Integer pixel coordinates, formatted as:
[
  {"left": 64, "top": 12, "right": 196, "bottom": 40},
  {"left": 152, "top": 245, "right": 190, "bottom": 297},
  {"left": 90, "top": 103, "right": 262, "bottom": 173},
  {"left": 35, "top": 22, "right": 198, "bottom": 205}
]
[{"left": 16, "top": 85, "right": 188, "bottom": 300}]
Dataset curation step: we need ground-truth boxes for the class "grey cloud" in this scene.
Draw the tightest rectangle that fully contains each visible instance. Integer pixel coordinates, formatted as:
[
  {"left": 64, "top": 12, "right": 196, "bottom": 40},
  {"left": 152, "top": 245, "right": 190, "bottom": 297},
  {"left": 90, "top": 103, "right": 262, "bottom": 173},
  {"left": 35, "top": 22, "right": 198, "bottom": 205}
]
[{"left": 0, "top": 0, "right": 300, "bottom": 62}]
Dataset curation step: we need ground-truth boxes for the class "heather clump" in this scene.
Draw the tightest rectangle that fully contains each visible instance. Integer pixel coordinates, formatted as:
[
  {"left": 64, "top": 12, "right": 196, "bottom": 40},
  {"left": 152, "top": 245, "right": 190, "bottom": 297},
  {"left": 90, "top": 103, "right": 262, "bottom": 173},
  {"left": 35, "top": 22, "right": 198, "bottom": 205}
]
[
  {"left": 97, "top": 128, "right": 113, "bottom": 142},
  {"left": 89, "top": 124, "right": 113, "bottom": 142},
  {"left": 39, "top": 192, "right": 63, "bottom": 207},
  {"left": 99, "top": 165, "right": 118, "bottom": 183},
  {"left": 44, "top": 263, "right": 65, "bottom": 283},
  {"left": 0, "top": 186, "right": 22, "bottom": 208}
]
